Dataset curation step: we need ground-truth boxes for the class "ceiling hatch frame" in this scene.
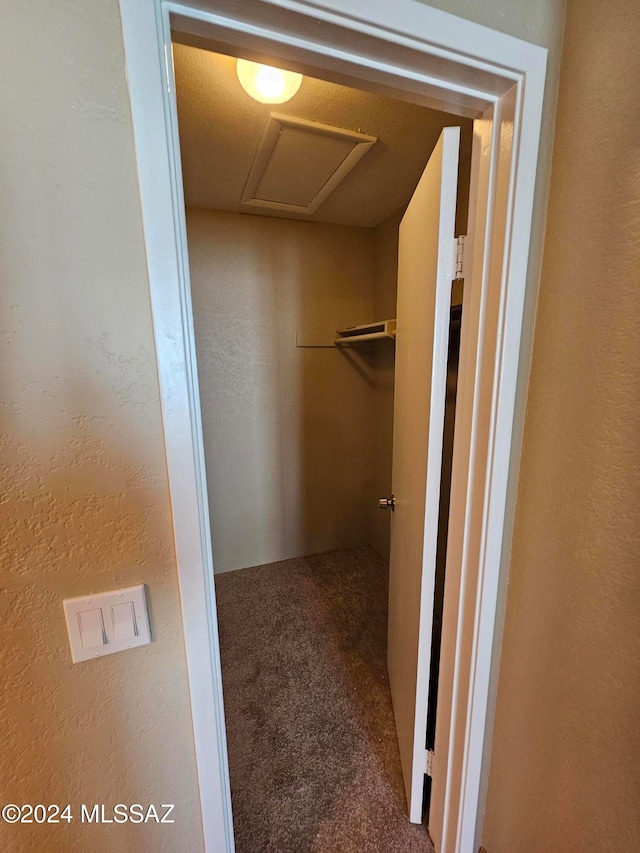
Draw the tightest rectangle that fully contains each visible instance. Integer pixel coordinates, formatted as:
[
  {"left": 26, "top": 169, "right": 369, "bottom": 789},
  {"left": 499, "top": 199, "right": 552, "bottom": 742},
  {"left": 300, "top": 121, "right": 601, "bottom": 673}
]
[
  {"left": 117, "top": 1, "right": 548, "bottom": 852},
  {"left": 241, "top": 112, "right": 377, "bottom": 215}
]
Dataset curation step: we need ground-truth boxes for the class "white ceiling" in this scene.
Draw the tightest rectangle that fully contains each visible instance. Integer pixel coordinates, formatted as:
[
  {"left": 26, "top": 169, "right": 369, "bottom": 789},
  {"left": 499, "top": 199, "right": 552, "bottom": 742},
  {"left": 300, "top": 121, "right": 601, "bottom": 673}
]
[{"left": 174, "top": 44, "right": 472, "bottom": 228}]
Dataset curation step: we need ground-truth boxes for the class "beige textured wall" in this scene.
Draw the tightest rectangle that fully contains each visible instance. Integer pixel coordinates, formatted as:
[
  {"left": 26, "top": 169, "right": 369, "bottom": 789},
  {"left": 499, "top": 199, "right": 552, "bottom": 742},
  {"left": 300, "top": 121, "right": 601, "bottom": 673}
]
[
  {"left": 0, "top": 0, "right": 568, "bottom": 849},
  {"left": 482, "top": 1, "right": 640, "bottom": 850},
  {"left": 0, "top": 1, "right": 202, "bottom": 850},
  {"left": 187, "top": 208, "right": 376, "bottom": 573}
]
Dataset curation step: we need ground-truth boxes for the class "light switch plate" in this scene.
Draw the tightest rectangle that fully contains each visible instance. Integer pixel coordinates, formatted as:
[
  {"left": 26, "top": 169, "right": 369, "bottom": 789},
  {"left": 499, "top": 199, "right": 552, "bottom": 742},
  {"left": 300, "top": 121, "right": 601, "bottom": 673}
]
[{"left": 63, "top": 584, "right": 151, "bottom": 663}]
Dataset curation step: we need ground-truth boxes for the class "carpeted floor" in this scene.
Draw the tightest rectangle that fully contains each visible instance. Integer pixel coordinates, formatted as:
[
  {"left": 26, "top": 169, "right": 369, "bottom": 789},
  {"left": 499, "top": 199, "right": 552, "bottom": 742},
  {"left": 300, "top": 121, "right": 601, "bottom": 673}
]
[{"left": 214, "top": 545, "right": 434, "bottom": 853}]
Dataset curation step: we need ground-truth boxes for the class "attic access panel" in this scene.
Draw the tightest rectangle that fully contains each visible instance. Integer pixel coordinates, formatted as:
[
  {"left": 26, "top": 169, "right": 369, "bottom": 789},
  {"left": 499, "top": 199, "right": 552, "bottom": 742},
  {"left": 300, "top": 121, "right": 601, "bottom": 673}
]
[{"left": 241, "top": 113, "right": 377, "bottom": 216}]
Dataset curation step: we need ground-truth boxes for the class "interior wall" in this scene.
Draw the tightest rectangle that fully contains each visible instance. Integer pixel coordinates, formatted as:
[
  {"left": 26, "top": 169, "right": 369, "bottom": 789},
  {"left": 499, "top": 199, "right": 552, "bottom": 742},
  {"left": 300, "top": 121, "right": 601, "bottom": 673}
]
[
  {"left": 1, "top": 0, "right": 568, "bottom": 849},
  {"left": 187, "top": 207, "right": 376, "bottom": 573},
  {"left": 482, "top": 0, "right": 640, "bottom": 850},
  {"left": 0, "top": 1, "right": 203, "bottom": 851}
]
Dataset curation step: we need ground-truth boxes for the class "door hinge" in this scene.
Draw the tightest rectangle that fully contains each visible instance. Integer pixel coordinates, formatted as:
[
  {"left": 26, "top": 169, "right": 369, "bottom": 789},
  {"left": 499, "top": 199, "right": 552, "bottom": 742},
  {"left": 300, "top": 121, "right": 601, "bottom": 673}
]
[
  {"left": 453, "top": 235, "right": 467, "bottom": 280},
  {"left": 425, "top": 749, "right": 435, "bottom": 777}
]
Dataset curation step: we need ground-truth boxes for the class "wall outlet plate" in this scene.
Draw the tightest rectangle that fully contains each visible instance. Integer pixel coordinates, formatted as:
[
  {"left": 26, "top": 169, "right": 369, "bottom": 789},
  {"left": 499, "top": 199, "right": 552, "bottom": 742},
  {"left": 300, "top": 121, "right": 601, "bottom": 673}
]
[{"left": 63, "top": 584, "right": 151, "bottom": 663}]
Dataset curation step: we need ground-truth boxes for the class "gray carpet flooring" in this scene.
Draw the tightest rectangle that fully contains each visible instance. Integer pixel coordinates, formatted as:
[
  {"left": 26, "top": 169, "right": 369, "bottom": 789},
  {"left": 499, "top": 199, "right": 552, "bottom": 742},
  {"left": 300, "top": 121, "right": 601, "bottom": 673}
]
[{"left": 214, "top": 545, "right": 434, "bottom": 853}]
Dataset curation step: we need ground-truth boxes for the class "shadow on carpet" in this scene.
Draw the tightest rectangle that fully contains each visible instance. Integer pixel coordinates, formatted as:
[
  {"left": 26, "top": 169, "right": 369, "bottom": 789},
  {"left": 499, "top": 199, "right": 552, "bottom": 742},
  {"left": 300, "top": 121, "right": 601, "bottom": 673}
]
[{"left": 214, "top": 545, "right": 434, "bottom": 853}]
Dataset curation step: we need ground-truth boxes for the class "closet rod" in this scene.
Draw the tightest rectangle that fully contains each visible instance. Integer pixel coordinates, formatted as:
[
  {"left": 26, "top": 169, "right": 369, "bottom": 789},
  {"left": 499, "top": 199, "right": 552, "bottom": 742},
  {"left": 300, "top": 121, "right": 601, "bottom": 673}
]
[{"left": 334, "top": 330, "right": 395, "bottom": 345}]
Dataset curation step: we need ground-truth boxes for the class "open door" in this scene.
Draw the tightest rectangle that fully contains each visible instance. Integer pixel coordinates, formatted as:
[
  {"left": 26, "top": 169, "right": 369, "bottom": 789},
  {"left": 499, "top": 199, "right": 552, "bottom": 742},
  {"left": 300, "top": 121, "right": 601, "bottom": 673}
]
[{"left": 387, "top": 126, "right": 460, "bottom": 823}]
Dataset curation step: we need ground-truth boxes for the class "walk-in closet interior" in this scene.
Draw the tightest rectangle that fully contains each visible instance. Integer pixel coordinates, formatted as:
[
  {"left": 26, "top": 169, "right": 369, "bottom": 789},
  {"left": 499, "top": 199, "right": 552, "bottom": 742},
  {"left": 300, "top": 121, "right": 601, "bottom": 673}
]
[{"left": 173, "top": 41, "right": 471, "bottom": 851}]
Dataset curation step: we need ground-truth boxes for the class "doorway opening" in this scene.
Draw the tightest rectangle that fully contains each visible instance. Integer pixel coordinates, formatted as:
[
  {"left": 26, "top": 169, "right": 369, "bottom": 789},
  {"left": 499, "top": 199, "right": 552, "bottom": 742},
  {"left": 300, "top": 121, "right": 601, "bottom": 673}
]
[
  {"left": 173, "top": 41, "right": 471, "bottom": 849},
  {"left": 119, "top": 0, "right": 548, "bottom": 848}
]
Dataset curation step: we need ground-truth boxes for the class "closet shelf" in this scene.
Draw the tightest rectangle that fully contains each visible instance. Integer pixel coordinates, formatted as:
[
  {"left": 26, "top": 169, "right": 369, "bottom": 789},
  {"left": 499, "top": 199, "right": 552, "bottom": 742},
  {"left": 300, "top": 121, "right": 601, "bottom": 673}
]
[{"left": 334, "top": 319, "right": 396, "bottom": 346}]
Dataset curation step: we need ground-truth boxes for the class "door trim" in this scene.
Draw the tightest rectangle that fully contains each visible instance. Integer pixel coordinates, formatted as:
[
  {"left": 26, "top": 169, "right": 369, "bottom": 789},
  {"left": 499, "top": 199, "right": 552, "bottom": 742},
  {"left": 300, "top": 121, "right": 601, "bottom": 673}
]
[{"left": 117, "top": 2, "right": 547, "bottom": 851}]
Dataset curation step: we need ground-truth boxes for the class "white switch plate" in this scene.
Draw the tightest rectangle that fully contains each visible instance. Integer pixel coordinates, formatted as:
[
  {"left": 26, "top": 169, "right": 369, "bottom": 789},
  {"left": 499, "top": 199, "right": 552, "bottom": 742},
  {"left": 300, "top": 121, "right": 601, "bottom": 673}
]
[{"left": 63, "top": 584, "right": 151, "bottom": 663}]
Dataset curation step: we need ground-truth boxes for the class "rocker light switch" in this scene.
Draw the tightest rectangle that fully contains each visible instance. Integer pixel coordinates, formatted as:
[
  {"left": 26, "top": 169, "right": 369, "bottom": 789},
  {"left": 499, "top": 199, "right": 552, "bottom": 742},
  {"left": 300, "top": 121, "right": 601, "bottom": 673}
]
[
  {"left": 63, "top": 584, "right": 151, "bottom": 663},
  {"left": 111, "top": 602, "right": 137, "bottom": 642},
  {"left": 78, "top": 608, "right": 106, "bottom": 649}
]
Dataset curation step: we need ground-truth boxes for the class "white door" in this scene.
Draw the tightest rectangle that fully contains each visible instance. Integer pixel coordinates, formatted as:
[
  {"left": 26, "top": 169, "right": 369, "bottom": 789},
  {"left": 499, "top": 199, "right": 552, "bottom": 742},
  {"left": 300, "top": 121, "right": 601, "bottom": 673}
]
[{"left": 387, "top": 126, "right": 460, "bottom": 823}]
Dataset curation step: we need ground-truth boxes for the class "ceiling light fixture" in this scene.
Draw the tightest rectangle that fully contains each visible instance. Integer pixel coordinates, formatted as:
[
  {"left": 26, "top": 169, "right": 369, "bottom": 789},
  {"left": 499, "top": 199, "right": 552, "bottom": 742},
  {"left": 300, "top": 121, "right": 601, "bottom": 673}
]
[{"left": 236, "top": 59, "right": 303, "bottom": 104}]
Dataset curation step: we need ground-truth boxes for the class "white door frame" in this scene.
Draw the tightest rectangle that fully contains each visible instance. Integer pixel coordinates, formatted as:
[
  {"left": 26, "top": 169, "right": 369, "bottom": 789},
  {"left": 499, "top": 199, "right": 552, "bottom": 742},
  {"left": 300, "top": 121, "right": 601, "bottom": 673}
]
[{"left": 118, "top": 2, "right": 547, "bottom": 851}]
